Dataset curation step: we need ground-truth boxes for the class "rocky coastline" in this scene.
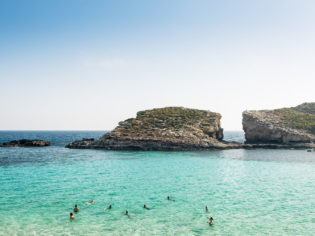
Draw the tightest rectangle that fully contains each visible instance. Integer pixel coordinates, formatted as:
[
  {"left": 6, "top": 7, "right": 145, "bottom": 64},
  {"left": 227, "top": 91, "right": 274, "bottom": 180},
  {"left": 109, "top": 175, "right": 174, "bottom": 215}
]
[
  {"left": 66, "top": 107, "right": 241, "bottom": 151},
  {"left": 1, "top": 139, "right": 51, "bottom": 147},
  {"left": 66, "top": 104, "right": 315, "bottom": 151},
  {"left": 243, "top": 103, "right": 315, "bottom": 144}
]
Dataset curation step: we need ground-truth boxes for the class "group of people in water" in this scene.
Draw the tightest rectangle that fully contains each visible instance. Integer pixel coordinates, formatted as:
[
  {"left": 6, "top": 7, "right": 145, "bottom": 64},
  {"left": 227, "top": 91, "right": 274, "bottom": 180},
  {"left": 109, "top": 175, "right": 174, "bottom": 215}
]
[{"left": 69, "top": 196, "right": 214, "bottom": 226}]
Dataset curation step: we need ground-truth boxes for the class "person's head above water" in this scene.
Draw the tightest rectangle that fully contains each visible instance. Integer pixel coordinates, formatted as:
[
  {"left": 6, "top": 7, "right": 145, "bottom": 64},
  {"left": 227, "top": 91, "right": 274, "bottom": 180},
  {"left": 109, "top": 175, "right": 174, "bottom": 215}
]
[
  {"left": 144, "top": 204, "right": 147, "bottom": 208},
  {"left": 125, "top": 210, "right": 128, "bottom": 215},
  {"left": 75, "top": 204, "right": 78, "bottom": 208},
  {"left": 208, "top": 217, "right": 214, "bottom": 226},
  {"left": 167, "top": 196, "right": 175, "bottom": 201}
]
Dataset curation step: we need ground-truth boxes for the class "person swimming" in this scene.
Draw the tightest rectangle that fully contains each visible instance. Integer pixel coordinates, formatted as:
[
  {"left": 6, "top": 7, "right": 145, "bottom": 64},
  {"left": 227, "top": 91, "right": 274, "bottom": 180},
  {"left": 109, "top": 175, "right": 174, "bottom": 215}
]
[
  {"left": 73, "top": 204, "right": 79, "bottom": 212},
  {"left": 107, "top": 205, "right": 112, "bottom": 209},
  {"left": 143, "top": 204, "right": 150, "bottom": 210},
  {"left": 70, "top": 212, "right": 75, "bottom": 220},
  {"left": 167, "top": 196, "right": 175, "bottom": 201},
  {"left": 208, "top": 217, "right": 214, "bottom": 226},
  {"left": 205, "top": 205, "right": 208, "bottom": 212},
  {"left": 86, "top": 200, "right": 95, "bottom": 205},
  {"left": 125, "top": 210, "right": 129, "bottom": 216}
]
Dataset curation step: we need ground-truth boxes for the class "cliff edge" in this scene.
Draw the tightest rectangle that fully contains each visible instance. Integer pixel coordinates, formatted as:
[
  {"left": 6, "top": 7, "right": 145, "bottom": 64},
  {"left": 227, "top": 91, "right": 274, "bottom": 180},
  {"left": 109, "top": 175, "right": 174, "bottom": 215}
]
[{"left": 243, "top": 103, "right": 315, "bottom": 144}]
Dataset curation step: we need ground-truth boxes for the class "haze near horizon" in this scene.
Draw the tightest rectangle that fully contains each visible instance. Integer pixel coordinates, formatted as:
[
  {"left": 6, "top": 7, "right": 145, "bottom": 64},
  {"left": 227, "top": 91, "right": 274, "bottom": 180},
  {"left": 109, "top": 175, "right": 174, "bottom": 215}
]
[{"left": 1, "top": 0, "right": 314, "bottom": 130}]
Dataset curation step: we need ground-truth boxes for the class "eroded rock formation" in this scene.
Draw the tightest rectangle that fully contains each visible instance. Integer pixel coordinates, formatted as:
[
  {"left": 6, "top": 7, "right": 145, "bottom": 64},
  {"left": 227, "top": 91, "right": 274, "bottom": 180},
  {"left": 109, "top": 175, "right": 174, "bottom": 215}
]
[
  {"left": 67, "top": 107, "right": 242, "bottom": 151},
  {"left": 243, "top": 103, "right": 315, "bottom": 144}
]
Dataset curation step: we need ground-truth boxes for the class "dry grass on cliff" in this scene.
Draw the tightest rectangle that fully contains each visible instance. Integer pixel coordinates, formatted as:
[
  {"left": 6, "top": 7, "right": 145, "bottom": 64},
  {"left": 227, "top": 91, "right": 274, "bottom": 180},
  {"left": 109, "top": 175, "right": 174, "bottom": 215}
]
[
  {"left": 293, "top": 102, "right": 315, "bottom": 115},
  {"left": 114, "top": 107, "right": 220, "bottom": 138},
  {"left": 274, "top": 108, "right": 315, "bottom": 134}
]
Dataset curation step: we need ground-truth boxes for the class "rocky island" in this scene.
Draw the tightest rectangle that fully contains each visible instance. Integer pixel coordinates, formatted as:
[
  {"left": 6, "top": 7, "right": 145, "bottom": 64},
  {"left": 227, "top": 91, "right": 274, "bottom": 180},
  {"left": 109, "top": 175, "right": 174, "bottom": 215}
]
[
  {"left": 67, "top": 104, "right": 315, "bottom": 151},
  {"left": 1, "top": 139, "right": 51, "bottom": 147},
  {"left": 66, "top": 107, "right": 243, "bottom": 151},
  {"left": 243, "top": 102, "right": 315, "bottom": 147}
]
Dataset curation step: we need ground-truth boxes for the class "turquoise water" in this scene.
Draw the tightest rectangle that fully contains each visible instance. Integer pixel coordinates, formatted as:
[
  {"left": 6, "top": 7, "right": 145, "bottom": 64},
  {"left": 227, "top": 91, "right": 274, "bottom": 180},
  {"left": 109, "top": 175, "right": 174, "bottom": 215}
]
[{"left": 0, "top": 132, "right": 314, "bottom": 235}]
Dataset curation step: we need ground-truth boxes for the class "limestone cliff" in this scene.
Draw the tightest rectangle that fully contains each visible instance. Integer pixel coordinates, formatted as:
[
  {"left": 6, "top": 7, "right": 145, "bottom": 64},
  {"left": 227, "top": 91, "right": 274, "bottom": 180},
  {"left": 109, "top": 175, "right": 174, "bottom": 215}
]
[
  {"left": 67, "top": 107, "right": 241, "bottom": 150},
  {"left": 243, "top": 103, "right": 315, "bottom": 144}
]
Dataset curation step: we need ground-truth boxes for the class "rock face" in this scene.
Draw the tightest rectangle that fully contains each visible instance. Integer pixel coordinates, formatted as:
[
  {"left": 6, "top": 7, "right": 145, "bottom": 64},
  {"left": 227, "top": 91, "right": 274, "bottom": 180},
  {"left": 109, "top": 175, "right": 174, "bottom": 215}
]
[
  {"left": 67, "top": 107, "right": 242, "bottom": 151},
  {"left": 1, "top": 139, "right": 51, "bottom": 147},
  {"left": 243, "top": 103, "right": 315, "bottom": 144}
]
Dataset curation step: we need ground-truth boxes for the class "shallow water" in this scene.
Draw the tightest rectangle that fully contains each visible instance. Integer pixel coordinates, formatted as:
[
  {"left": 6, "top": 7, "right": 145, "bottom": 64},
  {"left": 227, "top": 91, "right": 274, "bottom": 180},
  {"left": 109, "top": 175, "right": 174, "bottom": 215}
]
[{"left": 0, "top": 131, "right": 314, "bottom": 235}]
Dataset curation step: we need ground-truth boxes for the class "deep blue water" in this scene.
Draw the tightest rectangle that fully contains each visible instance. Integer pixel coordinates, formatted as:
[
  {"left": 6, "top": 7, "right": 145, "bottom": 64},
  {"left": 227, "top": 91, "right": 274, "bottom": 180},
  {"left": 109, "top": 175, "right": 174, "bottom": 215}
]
[{"left": 0, "top": 130, "right": 104, "bottom": 147}]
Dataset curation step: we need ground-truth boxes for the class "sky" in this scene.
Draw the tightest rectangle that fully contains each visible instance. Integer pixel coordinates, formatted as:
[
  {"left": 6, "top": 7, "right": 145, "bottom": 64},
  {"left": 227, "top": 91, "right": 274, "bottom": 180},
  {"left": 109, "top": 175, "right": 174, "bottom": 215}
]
[{"left": 0, "top": 0, "right": 314, "bottom": 130}]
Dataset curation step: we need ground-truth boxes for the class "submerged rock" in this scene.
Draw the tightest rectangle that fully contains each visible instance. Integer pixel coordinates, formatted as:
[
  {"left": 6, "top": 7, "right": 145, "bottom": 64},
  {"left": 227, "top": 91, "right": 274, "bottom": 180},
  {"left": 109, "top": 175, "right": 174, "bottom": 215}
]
[
  {"left": 1, "top": 139, "right": 51, "bottom": 147},
  {"left": 243, "top": 103, "right": 315, "bottom": 144},
  {"left": 66, "top": 107, "right": 242, "bottom": 151}
]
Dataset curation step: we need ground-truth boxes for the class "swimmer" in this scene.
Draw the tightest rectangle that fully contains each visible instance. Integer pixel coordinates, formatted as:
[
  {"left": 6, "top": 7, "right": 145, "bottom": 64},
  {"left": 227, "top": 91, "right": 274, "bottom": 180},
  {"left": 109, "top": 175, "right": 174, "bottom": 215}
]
[
  {"left": 125, "top": 210, "right": 129, "bottom": 216},
  {"left": 167, "top": 196, "right": 175, "bottom": 201},
  {"left": 73, "top": 204, "right": 79, "bottom": 212},
  {"left": 70, "top": 212, "right": 75, "bottom": 220},
  {"left": 143, "top": 204, "right": 150, "bottom": 210},
  {"left": 86, "top": 200, "right": 95, "bottom": 205},
  {"left": 208, "top": 217, "right": 214, "bottom": 226},
  {"left": 106, "top": 205, "right": 112, "bottom": 210},
  {"left": 205, "top": 205, "right": 208, "bottom": 212}
]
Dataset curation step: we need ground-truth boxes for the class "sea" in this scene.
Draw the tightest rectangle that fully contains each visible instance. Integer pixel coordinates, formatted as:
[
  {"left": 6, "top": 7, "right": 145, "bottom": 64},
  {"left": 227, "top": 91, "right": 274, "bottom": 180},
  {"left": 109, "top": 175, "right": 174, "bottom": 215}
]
[{"left": 0, "top": 131, "right": 314, "bottom": 235}]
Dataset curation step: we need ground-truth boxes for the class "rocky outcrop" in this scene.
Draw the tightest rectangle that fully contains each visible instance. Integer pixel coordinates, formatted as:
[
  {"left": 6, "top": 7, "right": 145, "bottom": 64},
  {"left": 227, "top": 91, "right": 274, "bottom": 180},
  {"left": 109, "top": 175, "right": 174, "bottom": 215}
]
[
  {"left": 67, "top": 107, "right": 243, "bottom": 151},
  {"left": 1, "top": 139, "right": 51, "bottom": 147},
  {"left": 243, "top": 103, "right": 315, "bottom": 144}
]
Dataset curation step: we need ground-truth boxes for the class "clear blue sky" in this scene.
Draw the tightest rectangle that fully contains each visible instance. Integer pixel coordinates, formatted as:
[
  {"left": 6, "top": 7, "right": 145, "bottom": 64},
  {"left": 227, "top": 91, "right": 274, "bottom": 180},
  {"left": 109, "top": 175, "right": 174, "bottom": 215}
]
[{"left": 1, "top": 0, "right": 314, "bottom": 130}]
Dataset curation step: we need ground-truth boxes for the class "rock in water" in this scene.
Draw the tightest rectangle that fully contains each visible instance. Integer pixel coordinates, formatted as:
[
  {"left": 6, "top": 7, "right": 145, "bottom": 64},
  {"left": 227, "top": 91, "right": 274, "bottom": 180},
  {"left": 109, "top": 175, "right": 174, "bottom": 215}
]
[
  {"left": 243, "top": 103, "right": 315, "bottom": 144},
  {"left": 67, "top": 107, "right": 242, "bottom": 151},
  {"left": 1, "top": 139, "right": 51, "bottom": 147}
]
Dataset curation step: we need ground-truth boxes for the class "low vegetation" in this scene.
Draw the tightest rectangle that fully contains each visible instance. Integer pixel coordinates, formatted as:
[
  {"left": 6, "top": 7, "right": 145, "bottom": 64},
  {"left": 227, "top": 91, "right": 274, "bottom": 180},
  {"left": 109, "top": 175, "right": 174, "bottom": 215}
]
[
  {"left": 293, "top": 102, "right": 315, "bottom": 115},
  {"left": 273, "top": 106, "right": 315, "bottom": 134},
  {"left": 112, "top": 107, "right": 221, "bottom": 138}
]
